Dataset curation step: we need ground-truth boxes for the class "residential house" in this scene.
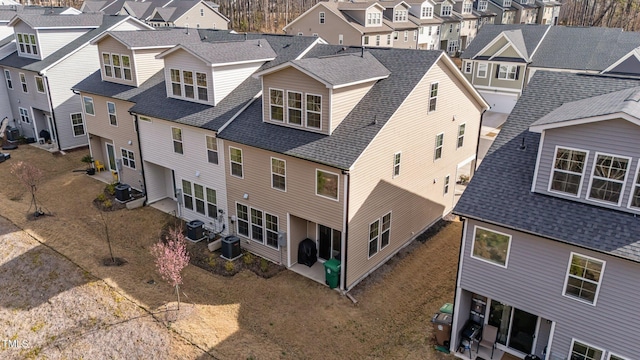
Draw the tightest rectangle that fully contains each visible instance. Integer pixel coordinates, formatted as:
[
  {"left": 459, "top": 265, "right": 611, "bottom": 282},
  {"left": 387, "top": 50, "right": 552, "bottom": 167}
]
[
  {"left": 0, "top": 13, "right": 150, "bottom": 151},
  {"left": 434, "top": 0, "right": 463, "bottom": 54},
  {"left": 460, "top": 25, "right": 640, "bottom": 113},
  {"left": 472, "top": 0, "right": 497, "bottom": 30},
  {"left": 602, "top": 46, "right": 640, "bottom": 77},
  {"left": 453, "top": 0, "right": 478, "bottom": 50},
  {"left": 81, "top": 0, "right": 229, "bottom": 30},
  {"left": 511, "top": 0, "right": 538, "bottom": 24},
  {"left": 219, "top": 46, "right": 487, "bottom": 290},
  {"left": 535, "top": 0, "right": 561, "bottom": 25},
  {"left": 487, "top": 0, "right": 517, "bottom": 25},
  {"left": 451, "top": 70, "right": 640, "bottom": 360},
  {"left": 379, "top": 0, "right": 420, "bottom": 49},
  {"left": 406, "top": 0, "right": 442, "bottom": 49}
]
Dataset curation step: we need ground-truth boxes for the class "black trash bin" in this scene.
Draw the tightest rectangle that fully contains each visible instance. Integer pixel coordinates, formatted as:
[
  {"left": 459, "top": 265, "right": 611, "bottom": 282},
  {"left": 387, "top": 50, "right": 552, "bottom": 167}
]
[
  {"left": 221, "top": 236, "right": 241, "bottom": 260},
  {"left": 431, "top": 312, "right": 452, "bottom": 347},
  {"left": 186, "top": 220, "right": 204, "bottom": 241},
  {"left": 114, "top": 183, "right": 131, "bottom": 202}
]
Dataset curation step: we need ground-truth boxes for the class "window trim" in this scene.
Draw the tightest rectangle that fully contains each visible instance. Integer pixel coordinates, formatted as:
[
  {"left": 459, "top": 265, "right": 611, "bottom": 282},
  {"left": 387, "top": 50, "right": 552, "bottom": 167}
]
[
  {"left": 380, "top": 212, "right": 391, "bottom": 250},
  {"left": 206, "top": 187, "right": 217, "bottom": 219},
  {"left": 428, "top": 82, "right": 438, "bottom": 112},
  {"left": 120, "top": 147, "right": 136, "bottom": 169},
  {"left": 457, "top": 123, "right": 466, "bottom": 148},
  {"left": 434, "top": 132, "right": 444, "bottom": 161},
  {"left": 271, "top": 157, "right": 286, "bottom": 192},
  {"left": 441, "top": 5, "right": 452, "bottom": 16},
  {"left": 569, "top": 339, "right": 605, "bottom": 360},
  {"left": 393, "top": 152, "right": 401, "bottom": 178},
  {"left": 316, "top": 168, "right": 339, "bottom": 201},
  {"left": 444, "top": 174, "right": 450, "bottom": 195},
  {"left": 265, "top": 213, "right": 279, "bottom": 250},
  {"left": 464, "top": 61, "right": 472, "bottom": 74},
  {"left": 182, "top": 179, "right": 194, "bottom": 211},
  {"left": 107, "top": 101, "right": 117, "bottom": 126},
  {"left": 585, "top": 151, "right": 631, "bottom": 206},
  {"left": 477, "top": 63, "right": 487, "bottom": 78},
  {"left": 368, "top": 218, "right": 380, "bottom": 259},
  {"left": 19, "top": 107, "right": 30, "bottom": 123},
  {"left": 626, "top": 160, "right": 640, "bottom": 211},
  {"left": 547, "top": 146, "right": 589, "bottom": 198},
  {"left": 319, "top": 11, "right": 325, "bottom": 24},
  {"left": 236, "top": 202, "right": 249, "bottom": 237},
  {"left": 169, "top": 68, "right": 208, "bottom": 102},
  {"left": 35, "top": 76, "right": 45, "bottom": 94},
  {"left": 497, "top": 64, "right": 518, "bottom": 80},
  {"left": 70, "top": 112, "right": 85, "bottom": 137},
  {"left": 4, "top": 69, "right": 12, "bottom": 89},
  {"left": 470, "top": 225, "right": 512, "bottom": 268},
  {"left": 171, "top": 126, "right": 183, "bottom": 155},
  {"left": 421, "top": 5, "right": 433, "bottom": 18},
  {"left": 83, "top": 96, "right": 95, "bottom": 116},
  {"left": 607, "top": 353, "right": 630, "bottom": 360},
  {"left": 19, "top": 72, "right": 27, "bottom": 93},
  {"left": 286, "top": 90, "right": 303, "bottom": 126},
  {"left": 269, "top": 88, "right": 284, "bottom": 122},
  {"left": 562, "top": 252, "right": 606, "bottom": 306},
  {"left": 205, "top": 135, "right": 219, "bottom": 165},
  {"left": 305, "top": 93, "right": 322, "bottom": 129},
  {"left": 229, "top": 146, "right": 244, "bottom": 178}
]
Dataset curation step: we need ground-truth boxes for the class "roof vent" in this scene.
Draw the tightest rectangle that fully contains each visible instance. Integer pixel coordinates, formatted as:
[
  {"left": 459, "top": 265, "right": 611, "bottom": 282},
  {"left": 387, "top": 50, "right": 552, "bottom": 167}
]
[
  {"left": 625, "top": 90, "right": 640, "bottom": 102},
  {"left": 519, "top": 136, "right": 526, "bottom": 150},
  {"left": 258, "top": 40, "right": 262, "bottom": 47}
]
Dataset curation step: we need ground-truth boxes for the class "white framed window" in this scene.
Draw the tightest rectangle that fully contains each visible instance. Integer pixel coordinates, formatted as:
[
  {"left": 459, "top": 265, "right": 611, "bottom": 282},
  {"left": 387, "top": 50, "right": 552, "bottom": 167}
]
[
  {"left": 471, "top": 226, "right": 512, "bottom": 268},
  {"left": 477, "top": 63, "right": 488, "bottom": 78},
  {"left": 569, "top": 339, "right": 604, "bottom": 360},
  {"left": 404, "top": 31, "right": 408, "bottom": 42},
  {"left": 19, "top": 73, "right": 27, "bottom": 93},
  {"left": 200, "top": 8, "right": 204, "bottom": 16},
  {"left": 428, "top": 26, "right": 432, "bottom": 36},
  {"left": 463, "top": 2, "right": 473, "bottom": 13},
  {"left": 316, "top": 169, "right": 339, "bottom": 200},
  {"left": 4, "top": 70, "right": 12, "bottom": 89},
  {"left": 251, "top": 208, "right": 264, "bottom": 243},
  {"left": 497, "top": 64, "right": 518, "bottom": 80},
  {"left": 107, "top": 101, "right": 117, "bottom": 126},
  {"left": 287, "top": 91, "right": 302, "bottom": 125},
  {"left": 122, "top": 55, "right": 131, "bottom": 80},
  {"left": 339, "top": 34, "right": 343, "bottom": 45},
  {"left": 70, "top": 113, "right": 85, "bottom": 136},
  {"left": 171, "top": 127, "right": 183, "bottom": 154},
  {"left": 414, "top": 30, "right": 417, "bottom": 41},
  {"left": 236, "top": 203, "right": 249, "bottom": 237},
  {"left": 478, "top": 0, "right": 488, "bottom": 11},
  {"left": 270, "top": 88, "right": 284, "bottom": 122},
  {"left": 421, "top": 6, "right": 433, "bottom": 18},
  {"left": 386, "top": 34, "right": 391, "bottom": 45},
  {"left": 183, "top": 70, "right": 194, "bottom": 98},
  {"left": 206, "top": 135, "right": 218, "bottom": 164},
  {"left": 586, "top": 152, "right": 630, "bottom": 205},
  {"left": 376, "top": 35, "right": 380, "bottom": 46},
  {"left": 368, "top": 219, "right": 379, "bottom": 258},
  {"left": 464, "top": 62, "right": 472, "bottom": 73},
  {"left": 229, "top": 146, "right": 243, "bottom": 178},
  {"left": 182, "top": 179, "right": 193, "bottom": 210},
  {"left": 607, "top": 353, "right": 630, "bottom": 360},
  {"left": 363, "top": 36, "right": 369, "bottom": 45},
  {"left": 441, "top": 5, "right": 452, "bottom": 16},
  {"left": 17, "top": 33, "right": 38, "bottom": 55},
  {"left": 306, "top": 94, "right": 322, "bottom": 129},
  {"left": 367, "top": 12, "right": 382, "bottom": 25},
  {"left": 83, "top": 96, "right": 95, "bottom": 116},
  {"left": 457, "top": 123, "right": 466, "bottom": 148},
  {"left": 19, "top": 107, "right": 29, "bottom": 123},
  {"left": 206, "top": 187, "right": 217, "bottom": 218},
  {"left": 112, "top": 54, "right": 122, "bottom": 79},
  {"left": 393, "top": 152, "right": 401, "bottom": 177},
  {"left": 429, "top": 82, "right": 438, "bottom": 112},
  {"left": 196, "top": 72, "right": 208, "bottom": 101},
  {"left": 170, "top": 69, "right": 181, "bottom": 96},
  {"left": 394, "top": 10, "right": 407, "bottom": 22},
  {"left": 381, "top": 212, "right": 391, "bottom": 249},
  {"left": 563, "top": 252, "right": 605, "bottom": 305},
  {"left": 271, "top": 157, "right": 286, "bottom": 191},
  {"left": 549, "top": 146, "right": 588, "bottom": 197},
  {"left": 434, "top": 133, "right": 444, "bottom": 160},
  {"left": 504, "top": 0, "right": 512, "bottom": 6},
  {"left": 265, "top": 213, "right": 279, "bottom": 249},
  {"left": 120, "top": 148, "right": 135, "bottom": 169},
  {"left": 194, "top": 183, "right": 205, "bottom": 214},
  {"left": 319, "top": 11, "right": 325, "bottom": 24},
  {"left": 444, "top": 175, "right": 450, "bottom": 194},
  {"left": 102, "top": 52, "right": 112, "bottom": 77},
  {"left": 447, "top": 40, "right": 459, "bottom": 53},
  {"left": 35, "top": 76, "right": 45, "bottom": 93},
  {"left": 628, "top": 161, "right": 640, "bottom": 210}
]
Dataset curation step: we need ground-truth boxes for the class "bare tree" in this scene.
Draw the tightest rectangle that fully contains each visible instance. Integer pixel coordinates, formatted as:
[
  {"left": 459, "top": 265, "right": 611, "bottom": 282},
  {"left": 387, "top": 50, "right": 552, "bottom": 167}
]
[
  {"left": 150, "top": 227, "right": 190, "bottom": 311},
  {"left": 10, "top": 161, "right": 45, "bottom": 217}
]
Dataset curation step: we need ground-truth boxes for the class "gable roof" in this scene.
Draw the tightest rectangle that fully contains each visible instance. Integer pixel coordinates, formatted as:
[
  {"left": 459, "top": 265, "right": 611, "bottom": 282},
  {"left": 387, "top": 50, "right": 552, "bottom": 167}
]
[
  {"left": 462, "top": 24, "right": 549, "bottom": 60},
  {"left": 0, "top": 5, "right": 79, "bottom": 22},
  {"left": 91, "top": 28, "right": 202, "bottom": 48},
  {"left": 283, "top": 1, "right": 393, "bottom": 34},
  {"left": 8, "top": 13, "right": 104, "bottom": 28},
  {"left": 85, "top": 0, "right": 227, "bottom": 23},
  {"left": 156, "top": 39, "right": 277, "bottom": 65},
  {"left": 454, "top": 71, "right": 640, "bottom": 263}
]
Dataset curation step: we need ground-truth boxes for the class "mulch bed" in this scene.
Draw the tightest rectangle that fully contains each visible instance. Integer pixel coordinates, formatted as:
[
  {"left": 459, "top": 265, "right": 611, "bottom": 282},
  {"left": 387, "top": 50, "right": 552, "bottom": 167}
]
[
  {"left": 187, "top": 240, "right": 285, "bottom": 278},
  {"left": 93, "top": 184, "right": 143, "bottom": 212}
]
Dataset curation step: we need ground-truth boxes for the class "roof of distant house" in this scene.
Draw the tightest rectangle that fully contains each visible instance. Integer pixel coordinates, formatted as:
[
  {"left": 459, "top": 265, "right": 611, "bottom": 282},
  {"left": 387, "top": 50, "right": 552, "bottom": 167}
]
[{"left": 9, "top": 13, "right": 104, "bottom": 28}]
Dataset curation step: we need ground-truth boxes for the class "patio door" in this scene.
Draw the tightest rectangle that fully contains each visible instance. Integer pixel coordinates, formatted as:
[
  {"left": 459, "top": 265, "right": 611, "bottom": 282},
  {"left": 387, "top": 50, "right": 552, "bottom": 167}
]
[
  {"left": 488, "top": 300, "right": 538, "bottom": 354},
  {"left": 318, "top": 225, "right": 341, "bottom": 261},
  {"left": 106, "top": 143, "right": 116, "bottom": 171}
]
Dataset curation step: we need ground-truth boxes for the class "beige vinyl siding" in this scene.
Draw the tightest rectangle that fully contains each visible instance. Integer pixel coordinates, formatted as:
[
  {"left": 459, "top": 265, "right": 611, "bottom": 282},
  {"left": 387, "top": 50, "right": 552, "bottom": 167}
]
[
  {"left": 478, "top": 36, "right": 509, "bottom": 57},
  {"left": 213, "top": 62, "right": 262, "bottom": 105},
  {"left": 346, "top": 58, "right": 483, "bottom": 289},
  {"left": 490, "top": 63, "right": 525, "bottom": 91},
  {"left": 132, "top": 48, "right": 166, "bottom": 85},
  {"left": 33, "top": 28, "right": 88, "bottom": 59},
  {"left": 173, "top": 3, "right": 229, "bottom": 30},
  {"left": 330, "top": 82, "right": 374, "bottom": 133},
  {"left": 262, "top": 66, "right": 330, "bottom": 134},
  {"left": 285, "top": 5, "right": 363, "bottom": 45},
  {"left": 82, "top": 94, "right": 142, "bottom": 189},
  {"left": 162, "top": 49, "right": 214, "bottom": 106},
  {"left": 97, "top": 36, "right": 136, "bottom": 86},
  {"left": 472, "top": 61, "right": 491, "bottom": 87},
  {"left": 224, "top": 141, "right": 344, "bottom": 264},
  {"left": 497, "top": 45, "right": 522, "bottom": 58}
]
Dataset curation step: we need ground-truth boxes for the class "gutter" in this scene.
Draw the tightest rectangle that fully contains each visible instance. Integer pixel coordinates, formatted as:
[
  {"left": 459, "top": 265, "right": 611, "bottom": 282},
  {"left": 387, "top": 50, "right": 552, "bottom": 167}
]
[
  {"left": 473, "top": 108, "right": 488, "bottom": 172},
  {"left": 43, "top": 75, "right": 61, "bottom": 151},
  {"left": 340, "top": 170, "right": 350, "bottom": 292}
]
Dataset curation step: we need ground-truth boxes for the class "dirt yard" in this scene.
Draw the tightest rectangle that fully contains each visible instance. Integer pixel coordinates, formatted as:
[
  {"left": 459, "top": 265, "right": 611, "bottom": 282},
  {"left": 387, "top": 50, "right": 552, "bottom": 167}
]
[{"left": 0, "top": 145, "right": 461, "bottom": 359}]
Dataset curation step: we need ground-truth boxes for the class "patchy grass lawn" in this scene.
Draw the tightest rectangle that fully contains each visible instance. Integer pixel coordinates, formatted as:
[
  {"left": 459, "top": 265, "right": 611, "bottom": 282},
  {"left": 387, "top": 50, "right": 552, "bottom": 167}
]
[{"left": 0, "top": 145, "right": 461, "bottom": 359}]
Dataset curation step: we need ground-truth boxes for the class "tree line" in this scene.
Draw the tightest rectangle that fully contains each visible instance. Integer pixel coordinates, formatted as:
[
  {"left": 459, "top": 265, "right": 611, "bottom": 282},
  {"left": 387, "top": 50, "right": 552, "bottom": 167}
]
[{"left": 559, "top": 0, "right": 640, "bottom": 31}]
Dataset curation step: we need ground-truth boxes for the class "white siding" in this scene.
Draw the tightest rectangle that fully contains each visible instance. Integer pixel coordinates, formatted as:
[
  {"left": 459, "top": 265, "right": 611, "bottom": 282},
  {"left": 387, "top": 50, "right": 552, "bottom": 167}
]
[
  {"left": 213, "top": 62, "right": 262, "bottom": 105},
  {"left": 37, "top": 28, "right": 90, "bottom": 59},
  {"left": 162, "top": 49, "right": 213, "bottom": 105}
]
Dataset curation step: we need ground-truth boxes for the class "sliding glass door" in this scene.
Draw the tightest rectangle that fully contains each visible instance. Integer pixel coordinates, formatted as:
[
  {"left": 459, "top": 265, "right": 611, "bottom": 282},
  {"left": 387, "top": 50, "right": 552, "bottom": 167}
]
[{"left": 488, "top": 300, "right": 538, "bottom": 354}]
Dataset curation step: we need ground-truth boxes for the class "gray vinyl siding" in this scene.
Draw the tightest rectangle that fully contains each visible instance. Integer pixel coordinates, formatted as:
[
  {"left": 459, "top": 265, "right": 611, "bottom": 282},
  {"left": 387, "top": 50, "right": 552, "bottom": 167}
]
[
  {"left": 459, "top": 218, "right": 638, "bottom": 360},
  {"left": 534, "top": 119, "right": 640, "bottom": 213},
  {"left": 2, "top": 67, "right": 52, "bottom": 139},
  {"left": 0, "top": 68, "right": 10, "bottom": 121},
  {"left": 489, "top": 62, "right": 525, "bottom": 90},
  {"left": 213, "top": 62, "right": 262, "bottom": 105},
  {"left": 12, "top": 22, "right": 41, "bottom": 60},
  {"left": 284, "top": 4, "right": 363, "bottom": 46},
  {"left": 37, "top": 28, "right": 89, "bottom": 59},
  {"left": 609, "top": 56, "right": 640, "bottom": 75}
]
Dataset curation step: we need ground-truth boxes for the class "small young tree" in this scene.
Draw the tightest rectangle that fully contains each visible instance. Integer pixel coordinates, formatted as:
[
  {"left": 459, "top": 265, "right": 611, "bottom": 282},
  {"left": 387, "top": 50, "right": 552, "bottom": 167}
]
[
  {"left": 150, "top": 227, "right": 190, "bottom": 311},
  {"left": 10, "top": 161, "right": 45, "bottom": 217}
]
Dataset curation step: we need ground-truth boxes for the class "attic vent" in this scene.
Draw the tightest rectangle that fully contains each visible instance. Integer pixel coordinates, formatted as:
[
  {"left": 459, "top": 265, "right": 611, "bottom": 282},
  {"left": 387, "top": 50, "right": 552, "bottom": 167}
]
[{"left": 625, "top": 90, "right": 640, "bottom": 102}]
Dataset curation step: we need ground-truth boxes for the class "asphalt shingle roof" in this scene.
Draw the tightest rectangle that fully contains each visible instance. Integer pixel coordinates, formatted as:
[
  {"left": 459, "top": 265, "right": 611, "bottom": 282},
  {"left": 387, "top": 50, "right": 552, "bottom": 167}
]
[
  {"left": 0, "top": 5, "right": 77, "bottom": 21},
  {"left": 171, "top": 39, "right": 277, "bottom": 65},
  {"left": 219, "top": 46, "right": 443, "bottom": 169},
  {"left": 290, "top": 51, "right": 390, "bottom": 87},
  {"left": 13, "top": 13, "right": 104, "bottom": 28},
  {"left": 461, "top": 24, "right": 549, "bottom": 60},
  {"left": 105, "top": 28, "right": 202, "bottom": 48},
  {"left": 454, "top": 71, "right": 640, "bottom": 263}
]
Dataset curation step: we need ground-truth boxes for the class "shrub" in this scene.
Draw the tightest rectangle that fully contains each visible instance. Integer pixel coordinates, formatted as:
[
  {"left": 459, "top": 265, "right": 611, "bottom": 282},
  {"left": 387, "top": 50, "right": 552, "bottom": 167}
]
[
  {"left": 207, "top": 255, "right": 217, "bottom": 268},
  {"left": 224, "top": 261, "right": 234, "bottom": 273},
  {"left": 106, "top": 184, "right": 116, "bottom": 196},
  {"left": 96, "top": 193, "right": 106, "bottom": 202},
  {"left": 103, "top": 199, "right": 113, "bottom": 208},
  {"left": 260, "top": 258, "right": 269, "bottom": 273},
  {"left": 243, "top": 252, "right": 255, "bottom": 265}
]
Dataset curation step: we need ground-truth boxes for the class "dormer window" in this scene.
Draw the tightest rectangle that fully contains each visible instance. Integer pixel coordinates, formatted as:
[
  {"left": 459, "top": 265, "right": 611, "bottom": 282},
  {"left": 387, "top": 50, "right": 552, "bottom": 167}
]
[
  {"left": 394, "top": 10, "right": 408, "bottom": 22},
  {"left": 587, "top": 153, "right": 630, "bottom": 205},
  {"left": 306, "top": 94, "right": 322, "bottom": 129},
  {"left": 169, "top": 68, "right": 209, "bottom": 101},
  {"left": 367, "top": 12, "right": 382, "bottom": 25},
  {"left": 287, "top": 91, "right": 302, "bottom": 125},
  {"left": 504, "top": 0, "right": 512, "bottom": 7},
  {"left": 103, "top": 53, "right": 131, "bottom": 81},
  {"left": 421, "top": 6, "right": 433, "bottom": 18},
  {"left": 17, "top": 33, "right": 38, "bottom": 55},
  {"left": 478, "top": 0, "right": 488, "bottom": 11},
  {"left": 270, "top": 89, "right": 284, "bottom": 122},
  {"left": 550, "top": 147, "right": 587, "bottom": 197},
  {"left": 462, "top": 2, "right": 473, "bottom": 13},
  {"left": 441, "top": 5, "right": 452, "bottom": 16},
  {"left": 629, "top": 168, "right": 640, "bottom": 210}
]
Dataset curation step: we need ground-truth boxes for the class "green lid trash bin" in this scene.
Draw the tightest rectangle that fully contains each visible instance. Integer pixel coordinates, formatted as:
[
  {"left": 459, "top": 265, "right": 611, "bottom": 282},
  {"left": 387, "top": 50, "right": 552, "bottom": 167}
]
[
  {"left": 439, "top": 303, "right": 453, "bottom": 314},
  {"left": 324, "top": 258, "right": 341, "bottom": 289}
]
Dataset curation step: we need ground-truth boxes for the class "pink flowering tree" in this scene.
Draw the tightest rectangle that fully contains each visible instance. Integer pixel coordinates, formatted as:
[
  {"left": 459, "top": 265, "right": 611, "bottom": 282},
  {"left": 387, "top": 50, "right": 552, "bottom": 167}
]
[
  {"left": 10, "top": 161, "right": 45, "bottom": 217},
  {"left": 150, "top": 227, "right": 190, "bottom": 311}
]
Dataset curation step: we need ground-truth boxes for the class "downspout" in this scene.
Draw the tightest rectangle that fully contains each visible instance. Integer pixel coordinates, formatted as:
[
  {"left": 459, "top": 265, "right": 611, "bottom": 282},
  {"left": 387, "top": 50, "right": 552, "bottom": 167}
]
[
  {"left": 449, "top": 217, "right": 469, "bottom": 352},
  {"left": 43, "top": 75, "right": 61, "bottom": 151},
  {"left": 131, "top": 113, "right": 148, "bottom": 206},
  {"left": 340, "top": 170, "right": 350, "bottom": 292},
  {"left": 473, "top": 108, "right": 488, "bottom": 172}
]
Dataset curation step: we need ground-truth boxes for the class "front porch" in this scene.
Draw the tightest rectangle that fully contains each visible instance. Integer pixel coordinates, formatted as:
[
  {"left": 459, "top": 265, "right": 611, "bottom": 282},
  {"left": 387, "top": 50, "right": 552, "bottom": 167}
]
[{"left": 289, "top": 261, "right": 325, "bottom": 285}]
